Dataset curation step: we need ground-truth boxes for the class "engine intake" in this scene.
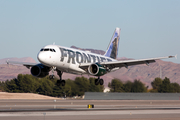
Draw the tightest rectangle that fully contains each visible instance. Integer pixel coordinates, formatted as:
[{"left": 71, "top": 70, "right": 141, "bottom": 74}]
[
  {"left": 31, "top": 64, "right": 50, "bottom": 78},
  {"left": 88, "top": 63, "right": 107, "bottom": 76}
]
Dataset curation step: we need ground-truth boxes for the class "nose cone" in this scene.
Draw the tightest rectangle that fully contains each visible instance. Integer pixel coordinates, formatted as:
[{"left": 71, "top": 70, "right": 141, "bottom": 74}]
[{"left": 37, "top": 52, "right": 46, "bottom": 64}]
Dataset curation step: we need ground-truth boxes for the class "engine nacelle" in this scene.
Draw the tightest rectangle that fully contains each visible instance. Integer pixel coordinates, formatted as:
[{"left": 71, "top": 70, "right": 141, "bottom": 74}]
[
  {"left": 31, "top": 64, "right": 50, "bottom": 78},
  {"left": 88, "top": 63, "right": 107, "bottom": 76}
]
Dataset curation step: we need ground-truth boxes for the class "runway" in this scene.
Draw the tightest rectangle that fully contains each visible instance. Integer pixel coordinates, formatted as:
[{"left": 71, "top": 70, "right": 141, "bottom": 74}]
[{"left": 0, "top": 99, "right": 180, "bottom": 120}]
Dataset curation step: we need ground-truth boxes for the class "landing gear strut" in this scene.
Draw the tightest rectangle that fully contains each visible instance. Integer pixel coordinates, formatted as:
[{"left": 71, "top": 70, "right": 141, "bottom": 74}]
[
  {"left": 49, "top": 67, "right": 56, "bottom": 80},
  {"left": 57, "top": 70, "right": 65, "bottom": 86},
  {"left": 95, "top": 77, "right": 104, "bottom": 85}
]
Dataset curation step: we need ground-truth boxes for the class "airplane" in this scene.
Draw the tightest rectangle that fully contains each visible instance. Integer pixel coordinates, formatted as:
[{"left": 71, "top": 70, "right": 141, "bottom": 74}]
[{"left": 7, "top": 27, "right": 177, "bottom": 86}]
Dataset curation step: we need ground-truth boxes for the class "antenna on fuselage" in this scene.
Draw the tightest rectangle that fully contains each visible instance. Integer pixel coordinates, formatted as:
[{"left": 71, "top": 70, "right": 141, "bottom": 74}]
[{"left": 53, "top": 42, "right": 55, "bottom": 45}]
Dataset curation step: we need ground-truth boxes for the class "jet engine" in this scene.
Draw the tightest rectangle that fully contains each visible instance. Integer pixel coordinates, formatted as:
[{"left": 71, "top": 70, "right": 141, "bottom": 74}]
[
  {"left": 31, "top": 64, "right": 50, "bottom": 78},
  {"left": 88, "top": 63, "right": 107, "bottom": 76}
]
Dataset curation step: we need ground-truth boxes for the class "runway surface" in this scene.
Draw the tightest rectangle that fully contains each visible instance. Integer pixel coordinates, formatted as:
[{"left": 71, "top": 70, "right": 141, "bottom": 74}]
[{"left": 0, "top": 99, "right": 180, "bottom": 120}]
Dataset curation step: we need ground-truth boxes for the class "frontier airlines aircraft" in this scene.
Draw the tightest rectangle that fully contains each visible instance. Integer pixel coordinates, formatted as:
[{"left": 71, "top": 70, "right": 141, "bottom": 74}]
[{"left": 7, "top": 28, "right": 176, "bottom": 86}]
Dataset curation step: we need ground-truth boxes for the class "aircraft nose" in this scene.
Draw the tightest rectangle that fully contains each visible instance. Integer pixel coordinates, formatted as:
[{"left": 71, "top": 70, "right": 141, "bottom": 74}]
[{"left": 37, "top": 52, "right": 46, "bottom": 63}]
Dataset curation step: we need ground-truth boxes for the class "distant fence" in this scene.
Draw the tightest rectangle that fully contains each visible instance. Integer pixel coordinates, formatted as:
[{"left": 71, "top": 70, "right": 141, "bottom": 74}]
[{"left": 84, "top": 92, "right": 180, "bottom": 100}]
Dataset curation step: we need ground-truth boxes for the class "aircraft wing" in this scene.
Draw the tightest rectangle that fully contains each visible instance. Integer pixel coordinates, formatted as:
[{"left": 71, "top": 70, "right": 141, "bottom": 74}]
[
  {"left": 6, "top": 60, "right": 37, "bottom": 69},
  {"left": 79, "top": 55, "right": 176, "bottom": 71}
]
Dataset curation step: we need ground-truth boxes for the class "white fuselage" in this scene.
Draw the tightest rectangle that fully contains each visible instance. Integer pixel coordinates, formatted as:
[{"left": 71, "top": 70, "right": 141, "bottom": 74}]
[{"left": 37, "top": 45, "right": 117, "bottom": 75}]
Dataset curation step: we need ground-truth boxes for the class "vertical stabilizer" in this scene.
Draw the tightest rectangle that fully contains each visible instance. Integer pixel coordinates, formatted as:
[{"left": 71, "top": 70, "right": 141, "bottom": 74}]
[{"left": 104, "top": 27, "right": 120, "bottom": 59}]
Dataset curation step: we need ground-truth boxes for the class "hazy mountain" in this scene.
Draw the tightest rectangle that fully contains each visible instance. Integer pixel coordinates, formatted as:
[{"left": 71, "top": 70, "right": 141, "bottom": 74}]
[
  {"left": 0, "top": 47, "right": 179, "bottom": 88},
  {"left": 0, "top": 57, "right": 36, "bottom": 64},
  {"left": 0, "top": 57, "right": 36, "bottom": 81}
]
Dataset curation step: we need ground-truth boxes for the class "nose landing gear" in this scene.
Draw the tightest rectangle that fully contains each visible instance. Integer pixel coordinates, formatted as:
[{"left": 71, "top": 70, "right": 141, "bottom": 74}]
[
  {"left": 49, "top": 75, "right": 55, "bottom": 80},
  {"left": 49, "top": 67, "right": 56, "bottom": 80}
]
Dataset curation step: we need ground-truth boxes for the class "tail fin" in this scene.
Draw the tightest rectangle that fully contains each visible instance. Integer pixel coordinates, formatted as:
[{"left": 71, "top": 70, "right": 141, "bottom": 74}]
[{"left": 104, "top": 27, "right": 120, "bottom": 59}]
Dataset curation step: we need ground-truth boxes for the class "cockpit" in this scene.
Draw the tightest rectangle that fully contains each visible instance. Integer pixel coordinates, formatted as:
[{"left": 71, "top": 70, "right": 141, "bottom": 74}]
[{"left": 40, "top": 48, "right": 56, "bottom": 52}]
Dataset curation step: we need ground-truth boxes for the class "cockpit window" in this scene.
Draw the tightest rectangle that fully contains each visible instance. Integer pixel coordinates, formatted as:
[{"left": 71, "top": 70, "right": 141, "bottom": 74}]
[
  {"left": 44, "top": 49, "right": 49, "bottom": 51},
  {"left": 40, "top": 48, "right": 56, "bottom": 52}
]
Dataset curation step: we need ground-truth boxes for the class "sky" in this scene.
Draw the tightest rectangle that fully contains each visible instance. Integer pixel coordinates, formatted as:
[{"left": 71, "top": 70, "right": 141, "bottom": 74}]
[{"left": 0, "top": 0, "right": 180, "bottom": 63}]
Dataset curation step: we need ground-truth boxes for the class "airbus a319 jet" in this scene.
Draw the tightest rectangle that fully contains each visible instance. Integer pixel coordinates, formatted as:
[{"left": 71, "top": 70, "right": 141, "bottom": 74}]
[{"left": 7, "top": 28, "right": 176, "bottom": 86}]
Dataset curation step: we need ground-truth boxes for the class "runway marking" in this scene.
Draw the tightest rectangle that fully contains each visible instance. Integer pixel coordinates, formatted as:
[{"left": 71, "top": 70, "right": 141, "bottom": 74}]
[
  {"left": 0, "top": 110, "right": 180, "bottom": 117},
  {"left": 1, "top": 105, "right": 180, "bottom": 113}
]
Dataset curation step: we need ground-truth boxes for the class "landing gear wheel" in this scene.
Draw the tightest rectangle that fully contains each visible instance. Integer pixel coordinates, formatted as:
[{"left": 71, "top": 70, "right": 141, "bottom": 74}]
[
  {"left": 57, "top": 80, "right": 61, "bottom": 86},
  {"left": 99, "top": 79, "right": 104, "bottom": 85},
  {"left": 49, "top": 75, "right": 55, "bottom": 80},
  {"left": 56, "top": 80, "right": 66, "bottom": 86},
  {"left": 61, "top": 80, "right": 65, "bottom": 86},
  {"left": 95, "top": 79, "right": 99, "bottom": 85}
]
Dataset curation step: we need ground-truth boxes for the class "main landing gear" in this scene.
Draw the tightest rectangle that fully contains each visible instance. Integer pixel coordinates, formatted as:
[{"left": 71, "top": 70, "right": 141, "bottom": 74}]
[
  {"left": 95, "top": 77, "right": 104, "bottom": 85},
  {"left": 57, "top": 70, "right": 65, "bottom": 86}
]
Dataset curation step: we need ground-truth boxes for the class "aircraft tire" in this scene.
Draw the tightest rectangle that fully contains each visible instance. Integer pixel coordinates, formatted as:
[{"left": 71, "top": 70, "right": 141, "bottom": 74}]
[
  {"left": 99, "top": 79, "right": 104, "bottom": 85},
  {"left": 95, "top": 79, "right": 99, "bottom": 85},
  {"left": 61, "top": 80, "right": 66, "bottom": 86},
  {"left": 57, "top": 80, "right": 61, "bottom": 86},
  {"left": 49, "top": 75, "right": 55, "bottom": 80}
]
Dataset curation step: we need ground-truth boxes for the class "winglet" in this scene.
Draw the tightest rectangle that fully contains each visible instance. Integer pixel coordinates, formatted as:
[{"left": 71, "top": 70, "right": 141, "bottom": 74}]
[
  {"left": 175, "top": 54, "right": 178, "bottom": 59},
  {"left": 168, "top": 54, "right": 177, "bottom": 59},
  {"left": 6, "top": 59, "right": 9, "bottom": 64}
]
